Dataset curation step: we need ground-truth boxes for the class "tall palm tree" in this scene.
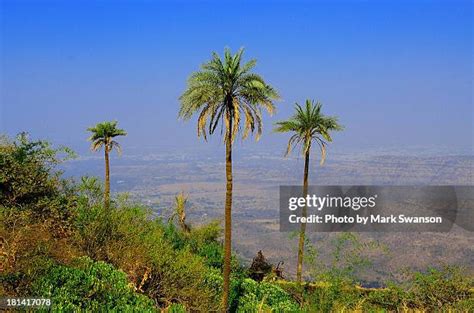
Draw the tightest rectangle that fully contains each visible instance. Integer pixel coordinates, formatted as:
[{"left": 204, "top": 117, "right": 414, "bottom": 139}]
[
  {"left": 87, "top": 121, "right": 127, "bottom": 209},
  {"left": 179, "top": 47, "right": 279, "bottom": 310},
  {"left": 274, "top": 100, "right": 342, "bottom": 284}
]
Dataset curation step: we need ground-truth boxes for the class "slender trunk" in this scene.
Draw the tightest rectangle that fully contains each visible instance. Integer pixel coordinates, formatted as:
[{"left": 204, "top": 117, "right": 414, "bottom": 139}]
[
  {"left": 296, "top": 148, "right": 310, "bottom": 284},
  {"left": 104, "top": 147, "right": 110, "bottom": 210},
  {"left": 222, "top": 117, "right": 233, "bottom": 312}
]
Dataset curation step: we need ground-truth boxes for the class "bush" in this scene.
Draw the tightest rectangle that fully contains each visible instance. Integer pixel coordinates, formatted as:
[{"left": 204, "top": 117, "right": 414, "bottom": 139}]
[
  {"left": 0, "top": 134, "right": 79, "bottom": 295},
  {"left": 408, "top": 265, "right": 473, "bottom": 309},
  {"left": 202, "top": 267, "right": 247, "bottom": 312},
  {"left": 31, "top": 257, "right": 156, "bottom": 311},
  {"left": 298, "top": 266, "right": 474, "bottom": 312},
  {"left": 82, "top": 197, "right": 221, "bottom": 311},
  {"left": 0, "top": 133, "right": 76, "bottom": 220},
  {"left": 364, "top": 283, "right": 409, "bottom": 311},
  {"left": 300, "top": 282, "right": 362, "bottom": 312},
  {"left": 164, "top": 303, "right": 187, "bottom": 312},
  {"left": 365, "top": 266, "right": 474, "bottom": 311},
  {"left": 306, "top": 233, "right": 385, "bottom": 286},
  {"left": 236, "top": 279, "right": 299, "bottom": 312}
]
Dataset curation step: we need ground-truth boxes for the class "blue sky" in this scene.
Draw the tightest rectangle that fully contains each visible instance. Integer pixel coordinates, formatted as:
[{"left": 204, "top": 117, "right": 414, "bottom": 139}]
[{"left": 1, "top": 0, "right": 472, "bottom": 156}]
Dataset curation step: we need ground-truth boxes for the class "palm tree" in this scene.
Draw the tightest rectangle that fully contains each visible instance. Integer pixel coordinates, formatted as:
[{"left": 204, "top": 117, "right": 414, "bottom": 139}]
[
  {"left": 179, "top": 47, "right": 279, "bottom": 310},
  {"left": 274, "top": 100, "right": 343, "bottom": 284},
  {"left": 87, "top": 121, "right": 127, "bottom": 209}
]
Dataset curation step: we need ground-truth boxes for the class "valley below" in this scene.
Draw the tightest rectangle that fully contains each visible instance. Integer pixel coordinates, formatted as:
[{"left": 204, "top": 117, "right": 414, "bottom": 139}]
[{"left": 63, "top": 148, "right": 474, "bottom": 284}]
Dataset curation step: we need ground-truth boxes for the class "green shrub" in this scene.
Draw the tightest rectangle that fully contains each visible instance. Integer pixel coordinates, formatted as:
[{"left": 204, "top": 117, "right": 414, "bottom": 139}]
[
  {"left": 408, "top": 265, "right": 473, "bottom": 309},
  {"left": 306, "top": 233, "right": 385, "bottom": 286},
  {"left": 99, "top": 199, "right": 220, "bottom": 311},
  {"left": 0, "top": 133, "right": 76, "bottom": 219},
  {"left": 1, "top": 135, "right": 82, "bottom": 295},
  {"left": 365, "top": 283, "right": 409, "bottom": 311},
  {"left": 361, "top": 266, "right": 474, "bottom": 311},
  {"left": 74, "top": 203, "right": 109, "bottom": 260},
  {"left": 163, "top": 222, "right": 187, "bottom": 250},
  {"left": 301, "top": 282, "right": 362, "bottom": 312},
  {"left": 299, "top": 266, "right": 474, "bottom": 312},
  {"left": 165, "top": 303, "right": 187, "bottom": 312},
  {"left": 31, "top": 257, "right": 156, "bottom": 312},
  {"left": 203, "top": 267, "right": 246, "bottom": 312},
  {"left": 236, "top": 279, "right": 299, "bottom": 312}
]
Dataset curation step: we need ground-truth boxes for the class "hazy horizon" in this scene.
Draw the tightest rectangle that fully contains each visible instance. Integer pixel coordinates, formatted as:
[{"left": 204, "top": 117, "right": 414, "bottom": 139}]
[{"left": 1, "top": 0, "right": 473, "bottom": 156}]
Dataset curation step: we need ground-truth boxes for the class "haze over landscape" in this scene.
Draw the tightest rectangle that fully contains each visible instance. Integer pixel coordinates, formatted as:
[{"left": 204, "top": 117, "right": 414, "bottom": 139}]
[{"left": 61, "top": 149, "right": 473, "bottom": 282}]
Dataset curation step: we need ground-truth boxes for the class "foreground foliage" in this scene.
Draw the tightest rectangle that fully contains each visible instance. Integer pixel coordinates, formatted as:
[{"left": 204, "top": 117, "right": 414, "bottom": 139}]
[
  {"left": 31, "top": 257, "right": 155, "bottom": 311},
  {"left": 1, "top": 134, "right": 472, "bottom": 312},
  {"left": 0, "top": 134, "right": 220, "bottom": 311}
]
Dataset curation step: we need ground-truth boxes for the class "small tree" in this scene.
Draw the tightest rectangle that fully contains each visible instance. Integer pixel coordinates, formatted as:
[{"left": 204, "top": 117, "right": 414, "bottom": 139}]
[
  {"left": 275, "top": 100, "right": 343, "bottom": 284},
  {"left": 87, "top": 121, "right": 126, "bottom": 209},
  {"left": 169, "top": 192, "right": 191, "bottom": 234}
]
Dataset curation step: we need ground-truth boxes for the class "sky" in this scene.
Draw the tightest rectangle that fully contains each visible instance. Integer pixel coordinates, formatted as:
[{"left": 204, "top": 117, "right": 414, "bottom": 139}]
[{"left": 0, "top": 0, "right": 472, "bottom": 156}]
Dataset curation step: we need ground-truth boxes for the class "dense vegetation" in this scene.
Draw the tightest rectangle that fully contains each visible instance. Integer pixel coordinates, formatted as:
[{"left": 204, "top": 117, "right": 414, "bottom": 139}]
[{"left": 1, "top": 134, "right": 472, "bottom": 312}]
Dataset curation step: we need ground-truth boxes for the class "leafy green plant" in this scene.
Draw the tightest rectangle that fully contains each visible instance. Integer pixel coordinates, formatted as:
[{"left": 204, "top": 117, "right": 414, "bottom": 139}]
[
  {"left": 164, "top": 303, "right": 187, "bottom": 312},
  {"left": 408, "top": 265, "right": 473, "bottom": 309},
  {"left": 1, "top": 134, "right": 79, "bottom": 295},
  {"left": 307, "top": 233, "right": 385, "bottom": 285},
  {"left": 31, "top": 257, "right": 156, "bottom": 312},
  {"left": 103, "top": 198, "right": 221, "bottom": 311},
  {"left": 300, "top": 282, "right": 362, "bottom": 312},
  {"left": 236, "top": 278, "right": 299, "bottom": 312},
  {"left": 0, "top": 133, "right": 76, "bottom": 223},
  {"left": 364, "top": 282, "right": 409, "bottom": 311}
]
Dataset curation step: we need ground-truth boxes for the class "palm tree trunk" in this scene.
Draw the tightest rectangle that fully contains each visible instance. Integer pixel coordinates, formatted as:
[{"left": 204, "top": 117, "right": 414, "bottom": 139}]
[
  {"left": 222, "top": 118, "right": 233, "bottom": 312},
  {"left": 296, "top": 149, "right": 310, "bottom": 284},
  {"left": 104, "top": 147, "right": 110, "bottom": 210}
]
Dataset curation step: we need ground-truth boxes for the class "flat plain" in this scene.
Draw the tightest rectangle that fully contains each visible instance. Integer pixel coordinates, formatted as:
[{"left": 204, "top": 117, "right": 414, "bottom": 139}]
[{"left": 63, "top": 148, "right": 474, "bottom": 283}]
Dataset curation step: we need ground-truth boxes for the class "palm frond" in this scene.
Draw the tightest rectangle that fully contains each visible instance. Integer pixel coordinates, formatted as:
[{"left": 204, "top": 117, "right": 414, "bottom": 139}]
[
  {"left": 273, "top": 99, "right": 343, "bottom": 164},
  {"left": 87, "top": 121, "right": 127, "bottom": 154},
  {"left": 179, "top": 48, "right": 279, "bottom": 143},
  {"left": 110, "top": 140, "right": 122, "bottom": 155}
]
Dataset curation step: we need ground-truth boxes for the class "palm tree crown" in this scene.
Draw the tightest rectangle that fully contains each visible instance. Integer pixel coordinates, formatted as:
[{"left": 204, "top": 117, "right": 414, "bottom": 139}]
[
  {"left": 274, "top": 100, "right": 343, "bottom": 164},
  {"left": 87, "top": 121, "right": 127, "bottom": 153},
  {"left": 179, "top": 47, "right": 279, "bottom": 142}
]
